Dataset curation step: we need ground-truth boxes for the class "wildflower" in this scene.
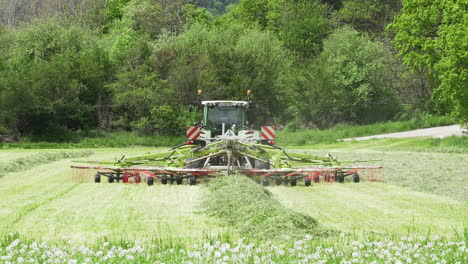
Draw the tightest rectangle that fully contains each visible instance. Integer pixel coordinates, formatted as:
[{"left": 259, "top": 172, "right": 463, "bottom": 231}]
[
  {"left": 305, "top": 234, "right": 312, "bottom": 240},
  {"left": 223, "top": 256, "right": 229, "bottom": 261},
  {"left": 340, "top": 233, "right": 346, "bottom": 238},
  {"left": 103, "top": 242, "right": 109, "bottom": 247},
  {"left": 68, "top": 260, "right": 77, "bottom": 264},
  {"left": 17, "top": 257, "right": 24, "bottom": 263}
]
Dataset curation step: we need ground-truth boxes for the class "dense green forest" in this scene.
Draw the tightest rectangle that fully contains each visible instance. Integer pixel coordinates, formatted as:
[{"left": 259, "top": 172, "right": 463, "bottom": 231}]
[{"left": 0, "top": 0, "right": 466, "bottom": 141}]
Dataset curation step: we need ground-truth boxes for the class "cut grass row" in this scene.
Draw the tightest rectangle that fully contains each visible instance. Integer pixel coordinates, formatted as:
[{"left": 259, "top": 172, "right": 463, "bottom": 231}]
[{"left": 0, "top": 150, "right": 93, "bottom": 178}]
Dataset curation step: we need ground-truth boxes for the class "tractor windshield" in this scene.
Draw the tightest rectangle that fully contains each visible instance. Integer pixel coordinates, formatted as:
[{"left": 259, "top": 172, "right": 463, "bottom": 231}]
[{"left": 206, "top": 106, "right": 243, "bottom": 132}]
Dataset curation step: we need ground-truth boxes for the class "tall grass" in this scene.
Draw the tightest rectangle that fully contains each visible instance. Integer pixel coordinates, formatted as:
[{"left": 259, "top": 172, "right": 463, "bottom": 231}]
[
  {"left": 277, "top": 114, "right": 455, "bottom": 146},
  {"left": 203, "top": 175, "right": 320, "bottom": 240}
]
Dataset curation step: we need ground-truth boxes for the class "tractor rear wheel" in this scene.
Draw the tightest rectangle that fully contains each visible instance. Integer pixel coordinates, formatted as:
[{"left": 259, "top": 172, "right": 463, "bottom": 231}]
[
  {"left": 108, "top": 175, "right": 114, "bottom": 183},
  {"left": 352, "top": 173, "right": 360, "bottom": 183},
  {"left": 254, "top": 159, "right": 270, "bottom": 169},
  {"left": 94, "top": 174, "right": 101, "bottom": 183},
  {"left": 304, "top": 179, "right": 311, "bottom": 187},
  {"left": 261, "top": 178, "right": 269, "bottom": 186},
  {"left": 147, "top": 177, "right": 154, "bottom": 186}
]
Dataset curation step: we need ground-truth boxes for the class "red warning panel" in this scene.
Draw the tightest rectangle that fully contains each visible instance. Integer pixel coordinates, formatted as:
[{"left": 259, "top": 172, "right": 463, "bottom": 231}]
[
  {"left": 261, "top": 126, "right": 276, "bottom": 140},
  {"left": 186, "top": 126, "right": 201, "bottom": 140}
]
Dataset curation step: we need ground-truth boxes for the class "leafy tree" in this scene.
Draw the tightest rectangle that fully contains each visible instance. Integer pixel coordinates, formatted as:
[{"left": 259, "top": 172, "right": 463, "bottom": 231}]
[
  {"left": 338, "top": 0, "right": 401, "bottom": 34},
  {"left": 388, "top": 0, "right": 468, "bottom": 123},
  {"left": 292, "top": 26, "right": 400, "bottom": 127},
  {"left": 0, "top": 20, "right": 112, "bottom": 139},
  {"left": 196, "top": 0, "right": 239, "bottom": 14},
  {"left": 152, "top": 24, "right": 292, "bottom": 124}
]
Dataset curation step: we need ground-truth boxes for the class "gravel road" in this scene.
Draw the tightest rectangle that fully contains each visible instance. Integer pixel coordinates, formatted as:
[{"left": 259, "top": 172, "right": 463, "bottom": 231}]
[{"left": 342, "top": 124, "right": 465, "bottom": 141}]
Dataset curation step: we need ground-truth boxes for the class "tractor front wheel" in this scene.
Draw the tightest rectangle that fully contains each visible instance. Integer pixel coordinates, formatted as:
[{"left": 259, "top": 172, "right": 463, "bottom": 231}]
[
  {"left": 304, "top": 179, "right": 311, "bottom": 187},
  {"left": 94, "top": 174, "right": 101, "bottom": 183},
  {"left": 108, "top": 175, "right": 114, "bottom": 183}
]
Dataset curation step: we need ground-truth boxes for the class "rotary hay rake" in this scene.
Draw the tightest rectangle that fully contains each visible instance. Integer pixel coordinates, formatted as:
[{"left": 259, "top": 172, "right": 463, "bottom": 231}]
[
  {"left": 71, "top": 137, "right": 383, "bottom": 186},
  {"left": 71, "top": 95, "right": 382, "bottom": 186}
]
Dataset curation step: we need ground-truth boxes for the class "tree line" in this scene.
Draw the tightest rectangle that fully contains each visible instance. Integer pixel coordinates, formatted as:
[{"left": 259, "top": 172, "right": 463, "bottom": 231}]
[{"left": 0, "top": 0, "right": 465, "bottom": 141}]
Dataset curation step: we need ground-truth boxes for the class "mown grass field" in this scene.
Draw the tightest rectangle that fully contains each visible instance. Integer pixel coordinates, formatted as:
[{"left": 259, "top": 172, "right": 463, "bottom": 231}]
[{"left": 0, "top": 142, "right": 466, "bottom": 263}]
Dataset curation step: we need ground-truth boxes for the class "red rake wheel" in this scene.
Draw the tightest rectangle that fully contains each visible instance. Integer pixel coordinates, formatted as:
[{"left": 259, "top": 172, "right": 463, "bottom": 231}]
[
  {"left": 313, "top": 175, "right": 320, "bottom": 183},
  {"left": 123, "top": 175, "right": 129, "bottom": 183},
  {"left": 134, "top": 175, "right": 142, "bottom": 183}
]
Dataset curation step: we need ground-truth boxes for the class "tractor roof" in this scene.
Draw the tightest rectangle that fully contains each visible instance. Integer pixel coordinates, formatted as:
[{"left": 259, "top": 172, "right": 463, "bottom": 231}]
[{"left": 201, "top": 101, "right": 249, "bottom": 107}]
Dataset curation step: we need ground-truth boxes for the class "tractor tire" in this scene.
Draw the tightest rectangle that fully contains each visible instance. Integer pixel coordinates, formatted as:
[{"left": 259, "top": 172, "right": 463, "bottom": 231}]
[
  {"left": 147, "top": 177, "right": 154, "bottom": 186},
  {"left": 94, "top": 174, "right": 101, "bottom": 183},
  {"left": 352, "top": 173, "right": 360, "bottom": 183},
  {"left": 161, "top": 176, "right": 168, "bottom": 185},
  {"left": 189, "top": 176, "right": 197, "bottom": 186},
  {"left": 275, "top": 177, "right": 282, "bottom": 185},
  {"left": 261, "top": 178, "right": 269, "bottom": 186},
  {"left": 186, "top": 158, "right": 204, "bottom": 169},
  {"left": 304, "top": 178, "right": 311, "bottom": 187},
  {"left": 290, "top": 177, "right": 297, "bottom": 187},
  {"left": 108, "top": 175, "right": 114, "bottom": 183},
  {"left": 254, "top": 159, "right": 270, "bottom": 169},
  {"left": 176, "top": 177, "right": 183, "bottom": 185}
]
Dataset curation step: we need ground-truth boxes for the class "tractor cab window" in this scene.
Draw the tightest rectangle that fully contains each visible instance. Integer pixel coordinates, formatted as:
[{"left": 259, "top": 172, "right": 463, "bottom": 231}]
[{"left": 206, "top": 106, "right": 243, "bottom": 132}]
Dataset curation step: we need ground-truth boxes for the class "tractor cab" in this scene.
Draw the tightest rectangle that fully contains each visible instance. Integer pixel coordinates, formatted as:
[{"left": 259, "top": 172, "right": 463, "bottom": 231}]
[{"left": 201, "top": 101, "right": 249, "bottom": 136}]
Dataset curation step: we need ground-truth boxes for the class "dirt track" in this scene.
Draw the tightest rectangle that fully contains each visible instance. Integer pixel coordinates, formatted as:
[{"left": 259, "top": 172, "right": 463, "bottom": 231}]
[{"left": 342, "top": 124, "right": 465, "bottom": 141}]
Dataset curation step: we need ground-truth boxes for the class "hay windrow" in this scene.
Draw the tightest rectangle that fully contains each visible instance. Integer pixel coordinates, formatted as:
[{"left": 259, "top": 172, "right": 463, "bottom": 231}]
[
  {"left": 0, "top": 150, "right": 93, "bottom": 177},
  {"left": 202, "top": 175, "right": 319, "bottom": 240}
]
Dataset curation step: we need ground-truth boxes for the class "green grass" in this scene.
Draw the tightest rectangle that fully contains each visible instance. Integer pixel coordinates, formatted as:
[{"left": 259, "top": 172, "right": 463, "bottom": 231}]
[
  {"left": 0, "top": 149, "right": 224, "bottom": 242},
  {"left": 0, "top": 146, "right": 466, "bottom": 263},
  {"left": 277, "top": 114, "right": 456, "bottom": 146},
  {"left": 270, "top": 183, "right": 466, "bottom": 235}
]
